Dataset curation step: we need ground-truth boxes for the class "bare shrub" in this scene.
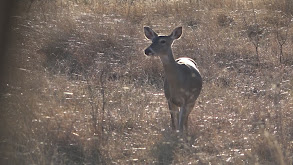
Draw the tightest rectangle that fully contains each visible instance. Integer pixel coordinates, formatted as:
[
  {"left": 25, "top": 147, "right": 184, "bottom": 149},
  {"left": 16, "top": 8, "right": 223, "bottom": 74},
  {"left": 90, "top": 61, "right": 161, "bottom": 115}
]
[{"left": 217, "top": 13, "right": 234, "bottom": 27}]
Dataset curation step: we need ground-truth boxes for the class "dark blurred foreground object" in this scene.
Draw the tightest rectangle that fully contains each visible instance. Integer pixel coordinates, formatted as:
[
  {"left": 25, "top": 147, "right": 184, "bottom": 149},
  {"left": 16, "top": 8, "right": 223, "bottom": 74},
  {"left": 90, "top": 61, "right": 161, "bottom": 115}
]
[
  {"left": 0, "top": 0, "right": 14, "bottom": 82},
  {"left": 0, "top": 0, "right": 15, "bottom": 164}
]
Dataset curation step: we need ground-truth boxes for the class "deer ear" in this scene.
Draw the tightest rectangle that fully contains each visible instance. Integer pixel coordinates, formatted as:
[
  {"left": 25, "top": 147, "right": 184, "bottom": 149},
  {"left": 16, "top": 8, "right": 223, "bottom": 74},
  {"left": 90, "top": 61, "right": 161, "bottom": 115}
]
[
  {"left": 170, "top": 27, "right": 182, "bottom": 40},
  {"left": 144, "top": 27, "right": 158, "bottom": 40}
]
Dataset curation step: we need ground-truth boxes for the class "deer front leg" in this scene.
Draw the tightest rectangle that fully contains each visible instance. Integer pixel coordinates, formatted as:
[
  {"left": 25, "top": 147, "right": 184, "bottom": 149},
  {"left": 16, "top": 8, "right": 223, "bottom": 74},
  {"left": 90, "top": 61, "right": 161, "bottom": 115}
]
[
  {"left": 179, "top": 103, "right": 195, "bottom": 133},
  {"left": 179, "top": 106, "right": 186, "bottom": 132},
  {"left": 168, "top": 101, "right": 179, "bottom": 130}
]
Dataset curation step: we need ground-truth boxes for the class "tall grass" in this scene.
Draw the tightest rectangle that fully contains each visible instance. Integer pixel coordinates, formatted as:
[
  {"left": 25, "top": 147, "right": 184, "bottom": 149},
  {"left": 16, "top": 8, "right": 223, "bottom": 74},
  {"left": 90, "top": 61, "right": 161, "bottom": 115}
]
[{"left": 1, "top": 0, "right": 293, "bottom": 164}]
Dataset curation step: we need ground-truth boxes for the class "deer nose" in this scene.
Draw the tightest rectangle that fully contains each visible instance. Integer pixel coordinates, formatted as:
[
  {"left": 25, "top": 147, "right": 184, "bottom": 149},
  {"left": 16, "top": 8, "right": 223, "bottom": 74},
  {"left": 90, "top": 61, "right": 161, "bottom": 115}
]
[{"left": 145, "top": 48, "right": 154, "bottom": 56}]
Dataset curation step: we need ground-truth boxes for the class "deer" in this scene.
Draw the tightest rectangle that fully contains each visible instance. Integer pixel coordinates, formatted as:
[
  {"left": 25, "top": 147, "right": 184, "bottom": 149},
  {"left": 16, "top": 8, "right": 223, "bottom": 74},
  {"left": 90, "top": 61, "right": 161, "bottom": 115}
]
[{"left": 144, "top": 26, "right": 202, "bottom": 134}]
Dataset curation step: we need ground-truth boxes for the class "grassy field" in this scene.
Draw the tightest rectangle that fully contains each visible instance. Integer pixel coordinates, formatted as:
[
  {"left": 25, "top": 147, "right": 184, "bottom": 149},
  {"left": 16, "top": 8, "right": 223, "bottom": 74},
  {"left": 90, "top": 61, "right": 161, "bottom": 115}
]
[{"left": 1, "top": 0, "right": 293, "bottom": 164}]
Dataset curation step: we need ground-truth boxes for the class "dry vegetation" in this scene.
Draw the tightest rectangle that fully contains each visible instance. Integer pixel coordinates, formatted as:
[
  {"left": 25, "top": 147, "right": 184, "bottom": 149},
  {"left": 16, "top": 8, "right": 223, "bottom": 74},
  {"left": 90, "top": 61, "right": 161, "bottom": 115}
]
[{"left": 1, "top": 0, "right": 293, "bottom": 164}]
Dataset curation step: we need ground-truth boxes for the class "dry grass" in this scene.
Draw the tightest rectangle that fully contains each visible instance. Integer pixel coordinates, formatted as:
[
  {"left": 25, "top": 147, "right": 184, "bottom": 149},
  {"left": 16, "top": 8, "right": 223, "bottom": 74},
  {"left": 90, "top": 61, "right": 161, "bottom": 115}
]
[{"left": 1, "top": 0, "right": 293, "bottom": 164}]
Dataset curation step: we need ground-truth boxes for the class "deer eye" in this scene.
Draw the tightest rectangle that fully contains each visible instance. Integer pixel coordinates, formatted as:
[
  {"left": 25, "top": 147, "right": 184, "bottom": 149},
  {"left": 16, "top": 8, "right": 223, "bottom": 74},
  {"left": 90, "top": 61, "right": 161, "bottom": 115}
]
[{"left": 160, "top": 40, "right": 166, "bottom": 44}]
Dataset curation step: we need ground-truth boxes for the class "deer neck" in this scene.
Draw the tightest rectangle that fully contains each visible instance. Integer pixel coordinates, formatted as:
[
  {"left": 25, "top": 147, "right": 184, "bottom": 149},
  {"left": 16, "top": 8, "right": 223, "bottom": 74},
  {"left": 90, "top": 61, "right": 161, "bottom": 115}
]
[{"left": 159, "top": 50, "right": 180, "bottom": 84}]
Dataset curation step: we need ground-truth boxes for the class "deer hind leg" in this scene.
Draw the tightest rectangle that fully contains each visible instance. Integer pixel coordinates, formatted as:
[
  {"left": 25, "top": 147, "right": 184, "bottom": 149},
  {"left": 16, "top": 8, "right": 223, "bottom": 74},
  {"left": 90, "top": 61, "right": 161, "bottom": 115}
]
[{"left": 168, "top": 101, "right": 179, "bottom": 130}]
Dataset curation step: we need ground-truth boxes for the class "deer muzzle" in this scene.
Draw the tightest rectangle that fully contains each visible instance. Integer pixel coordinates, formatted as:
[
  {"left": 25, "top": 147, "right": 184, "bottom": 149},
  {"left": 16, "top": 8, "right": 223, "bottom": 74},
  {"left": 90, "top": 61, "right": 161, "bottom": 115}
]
[{"left": 144, "top": 47, "right": 155, "bottom": 56}]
